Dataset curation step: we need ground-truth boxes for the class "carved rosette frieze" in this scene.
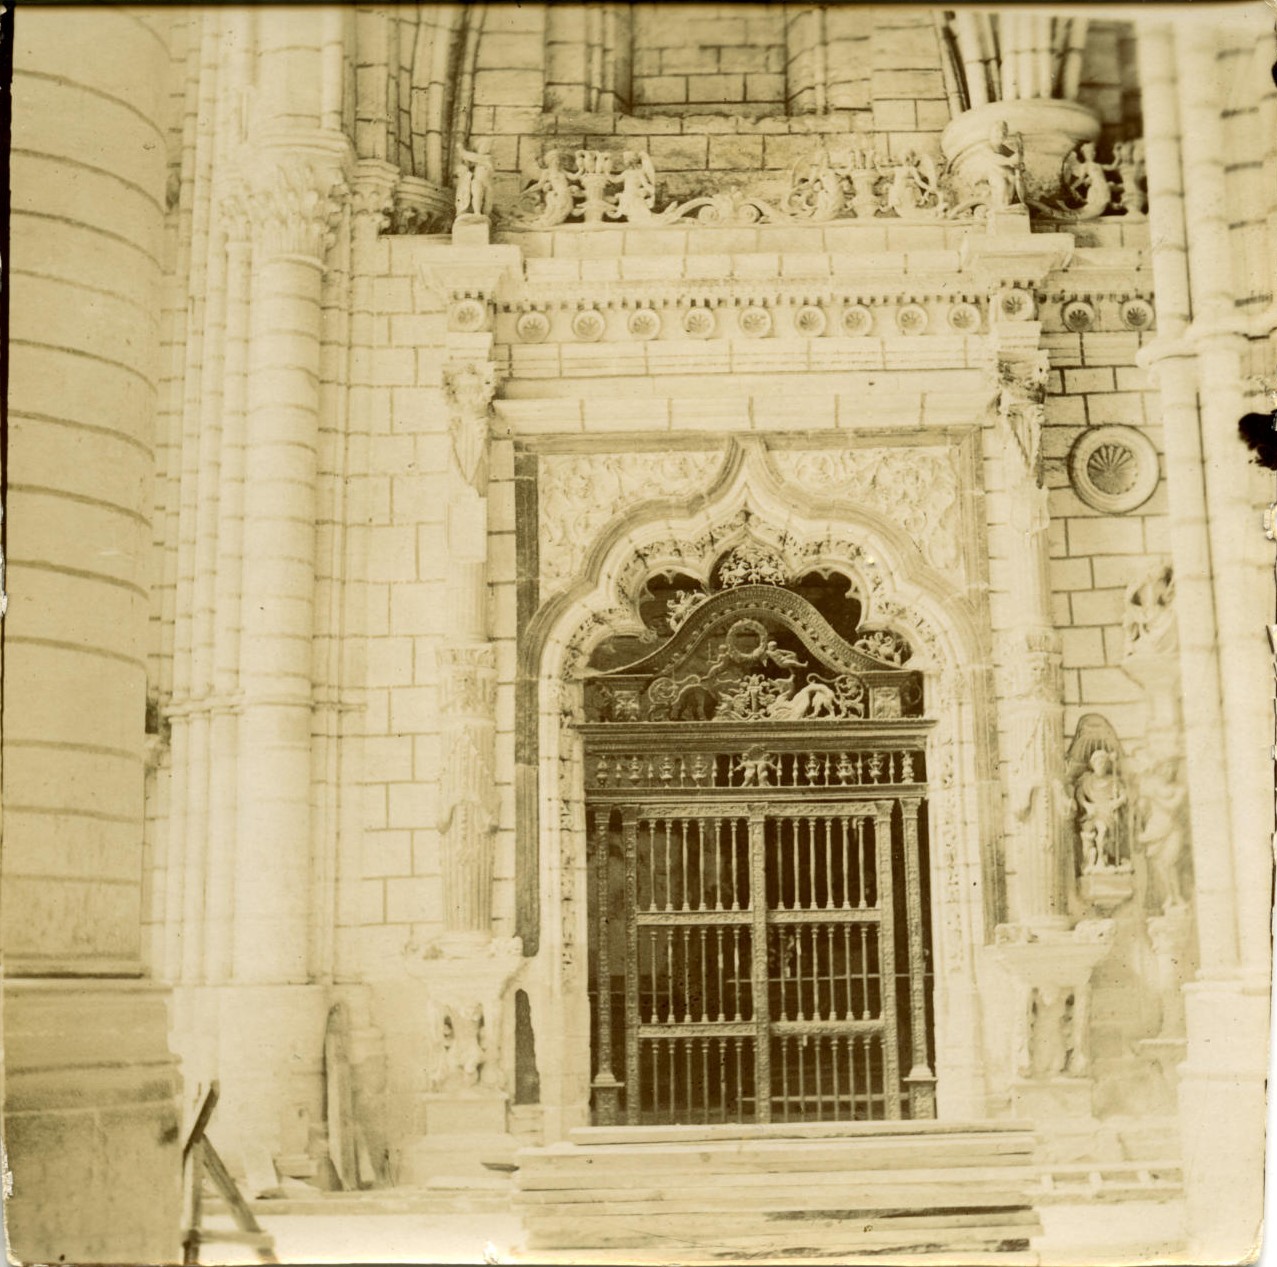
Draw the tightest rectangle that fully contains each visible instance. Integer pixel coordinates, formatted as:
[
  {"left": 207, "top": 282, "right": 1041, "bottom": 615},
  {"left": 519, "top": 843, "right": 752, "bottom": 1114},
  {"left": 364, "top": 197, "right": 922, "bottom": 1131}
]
[
  {"left": 244, "top": 153, "right": 350, "bottom": 262},
  {"left": 538, "top": 450, "right": 726, "bottom": 591},
  {"left": 442, "top": 360, "right": 498, "bottom": 489},
  {"left": 437, "top": 643, "right": 500, "bottom": 940},
  {"left": 772, "top": 447, "right": 963, "bottom": 574}
]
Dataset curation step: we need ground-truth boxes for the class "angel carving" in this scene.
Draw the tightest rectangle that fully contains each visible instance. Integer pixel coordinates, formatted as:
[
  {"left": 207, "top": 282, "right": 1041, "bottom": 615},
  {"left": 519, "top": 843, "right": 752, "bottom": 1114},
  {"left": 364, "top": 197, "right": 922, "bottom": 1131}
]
[
  {"left": 885, "top": 150, "right": 944, "bottom": 217},
  {"left": 515, "top": 148, "right": 576, "bottom": 227},
  {"left": 1060, "top": 142, "right": 1115, "bottom": 221},
  {"left": 614, "top": 150, "right": 658, "bottom": 222}
]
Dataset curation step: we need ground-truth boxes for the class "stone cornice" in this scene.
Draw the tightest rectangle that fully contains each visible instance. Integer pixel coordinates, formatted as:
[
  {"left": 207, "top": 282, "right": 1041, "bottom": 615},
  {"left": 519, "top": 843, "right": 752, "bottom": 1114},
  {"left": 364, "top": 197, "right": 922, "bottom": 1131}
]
[
  {"left": 958, "top": 229, "right": 1076, "bottom": 289},
  {"left": 418, "top": 243, "right": 524, "bottom": 307}
]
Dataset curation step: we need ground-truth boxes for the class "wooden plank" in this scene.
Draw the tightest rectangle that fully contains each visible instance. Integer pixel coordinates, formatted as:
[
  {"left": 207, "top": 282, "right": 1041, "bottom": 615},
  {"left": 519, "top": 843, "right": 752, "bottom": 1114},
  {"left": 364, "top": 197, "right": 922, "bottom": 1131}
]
[
  {"left": 202, "top": 1142, "right": 279, "bottom": 1265},
  {"left": 524, "top": 1210, "right": 1038, "bottom": 1237},
  {"left": 183, "top": 1084, "right": 220, "bottom": 1160},
  {"left": 567, "top": 1119, "right": 1030, "bottom": 1145},
  {"left": 515, "top": 1175, "right": 1036, "bottom": 1200},
  {"left": 517, "top": 1140, "right": 1034, "bottom": 1176},
  {"left": 324, "top": 1002, "right": 358, "bottom": 1191},
  {"left": 516, "top": 1177, "right": 1036, "bottom": 1205},
  {"left": 525, "top": 1216, "right": 1039, "bottom": 1252},
  {"left": 520, "top": 1194, "right": 1035, "bottom": 1218}
]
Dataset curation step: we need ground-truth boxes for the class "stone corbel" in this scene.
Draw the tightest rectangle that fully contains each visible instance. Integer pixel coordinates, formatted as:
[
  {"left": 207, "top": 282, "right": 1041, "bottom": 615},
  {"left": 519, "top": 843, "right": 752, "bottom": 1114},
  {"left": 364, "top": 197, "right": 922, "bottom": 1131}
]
[
  {"left": 350, "top": 158, "right": 399, "bottom": 235},
  {"left": 988, "top": 349, "right": 1050, "bottom": 477},
  {"left": 442, "top": 357, "right": 499, "bottom": 491}
]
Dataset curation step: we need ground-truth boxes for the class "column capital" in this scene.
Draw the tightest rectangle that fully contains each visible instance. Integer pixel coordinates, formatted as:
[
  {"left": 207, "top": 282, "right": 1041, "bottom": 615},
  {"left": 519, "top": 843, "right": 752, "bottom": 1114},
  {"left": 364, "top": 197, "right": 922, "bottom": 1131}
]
[{"left": 242, "top": 148, "right": 350, "bottom": 262}]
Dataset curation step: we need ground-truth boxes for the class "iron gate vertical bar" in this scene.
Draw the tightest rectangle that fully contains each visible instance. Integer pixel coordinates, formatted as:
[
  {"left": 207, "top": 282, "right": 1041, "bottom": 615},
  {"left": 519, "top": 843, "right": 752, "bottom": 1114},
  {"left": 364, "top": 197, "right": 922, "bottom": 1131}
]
[
  {"left": 623, "top": 810, "right": 640, "bottom": 1124},
  {"left": 592, "top": 807, "right": 622, "bottom": 1124},
  {"left": 900, "top": 795, "right": 936, "bottom": 1118},
  {"left": 749, "top": 803, "right": 771, "bottom": 1123},
  {"left": 874, "top": 800, "right": 901, "bottom": 1119}
]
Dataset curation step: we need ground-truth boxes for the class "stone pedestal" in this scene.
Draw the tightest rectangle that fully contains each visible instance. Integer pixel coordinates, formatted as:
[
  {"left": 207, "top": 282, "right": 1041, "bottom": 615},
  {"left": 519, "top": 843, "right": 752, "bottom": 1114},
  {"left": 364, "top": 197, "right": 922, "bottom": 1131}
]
[
  {"left": 452, "top": 213, "right": 491, "bottom": 246},
  {"left": 994, "top": 921, "right": 1115, "bottom": 1138},
  {"left": 398, "top": 942, "right": 524, "bottom": 1185},
  {"left": 1077, "top": 867, "right": 1136, "bottom": 916}
]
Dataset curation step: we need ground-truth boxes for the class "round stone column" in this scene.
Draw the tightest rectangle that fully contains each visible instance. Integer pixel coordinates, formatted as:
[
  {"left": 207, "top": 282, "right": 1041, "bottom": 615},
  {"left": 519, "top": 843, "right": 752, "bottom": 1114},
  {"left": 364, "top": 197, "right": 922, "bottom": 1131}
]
[{"left": 4, "top": 8, "right": 182, "bottom": 1262}]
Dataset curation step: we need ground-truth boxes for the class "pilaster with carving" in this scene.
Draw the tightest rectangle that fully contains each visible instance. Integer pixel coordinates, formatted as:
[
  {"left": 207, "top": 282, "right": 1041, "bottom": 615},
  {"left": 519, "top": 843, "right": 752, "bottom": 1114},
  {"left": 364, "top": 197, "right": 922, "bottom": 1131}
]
[{"left": 988, "top": 336, "right": 1070, "bottom": 928}]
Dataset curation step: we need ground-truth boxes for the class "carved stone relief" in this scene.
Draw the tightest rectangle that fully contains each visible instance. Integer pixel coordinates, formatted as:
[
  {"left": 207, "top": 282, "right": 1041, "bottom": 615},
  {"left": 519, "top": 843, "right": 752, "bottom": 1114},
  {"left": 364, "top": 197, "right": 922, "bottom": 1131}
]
[
  {"left": 771, "top": 448, "right": 963, "bottom": 574},
  {"left": 538, "top": 450, "right": 726, "bottom": 591}
]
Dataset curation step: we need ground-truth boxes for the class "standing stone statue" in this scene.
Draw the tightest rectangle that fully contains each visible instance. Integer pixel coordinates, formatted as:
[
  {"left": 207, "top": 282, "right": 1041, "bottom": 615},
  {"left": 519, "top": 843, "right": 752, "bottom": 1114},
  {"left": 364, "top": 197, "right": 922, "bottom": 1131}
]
[
  {"left": 454, "top": 137, "right": 494, "bottom": 219},
  {"left": 1075, "top": 747, "right": 1127, "bottom": 871}
]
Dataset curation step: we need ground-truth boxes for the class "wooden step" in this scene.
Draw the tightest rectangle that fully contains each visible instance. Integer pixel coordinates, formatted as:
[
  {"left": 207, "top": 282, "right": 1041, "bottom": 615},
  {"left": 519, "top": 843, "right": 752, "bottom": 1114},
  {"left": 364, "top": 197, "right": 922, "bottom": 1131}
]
[
  {"left": 569, "top": 1118, "right": 1031, "bottom": 1147},
  {"left": 517, "top": 1121, "right": 1041, "bottom": 1253},
  {"left": 524, "top": 1215, "right": 1039, "bottom": 1253}
]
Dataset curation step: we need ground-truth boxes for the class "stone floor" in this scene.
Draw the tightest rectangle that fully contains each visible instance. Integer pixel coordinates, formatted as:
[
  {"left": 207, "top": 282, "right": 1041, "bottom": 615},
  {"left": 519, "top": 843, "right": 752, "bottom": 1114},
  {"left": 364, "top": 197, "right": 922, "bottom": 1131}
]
[{"left": 206, "top": 1194, "right": 1187, "bottom": 1265}]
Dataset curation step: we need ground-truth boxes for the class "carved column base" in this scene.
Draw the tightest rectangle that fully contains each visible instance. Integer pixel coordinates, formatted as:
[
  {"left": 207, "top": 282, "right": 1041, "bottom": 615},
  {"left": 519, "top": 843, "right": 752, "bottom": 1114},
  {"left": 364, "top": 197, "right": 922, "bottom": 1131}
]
[
  {"left": 398, "top": 940, "right": 524, "bottom": 1184},
  {"left": 394, "top": 175, "right": 453, "bottom": 234},
  {"left": 941, "top": 98, "right": 1100, "bottom": 204},
  {"left": 994, "top": 921, "right": 1115, "bottom": 1123}
]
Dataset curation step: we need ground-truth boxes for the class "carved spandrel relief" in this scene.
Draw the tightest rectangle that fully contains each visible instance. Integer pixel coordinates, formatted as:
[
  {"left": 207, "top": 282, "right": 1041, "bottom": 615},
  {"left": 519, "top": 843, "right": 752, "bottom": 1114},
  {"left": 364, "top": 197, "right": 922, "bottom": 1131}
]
[
  {"left": 538, "top": 450, "right": 726, "bottom": 591},
  {"left": 771, "top": 448, "right": 963, "bottom": 574}
]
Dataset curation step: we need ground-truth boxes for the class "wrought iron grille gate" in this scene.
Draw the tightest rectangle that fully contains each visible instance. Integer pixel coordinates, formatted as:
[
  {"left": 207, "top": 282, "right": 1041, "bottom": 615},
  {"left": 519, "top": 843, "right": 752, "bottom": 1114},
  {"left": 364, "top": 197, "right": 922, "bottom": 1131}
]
[
  {"left": 578, "top": 561, "right": 936, "bottom": 1126},
  {"left": 584, "top": 734, "right": 935, "bottom": 1126}
]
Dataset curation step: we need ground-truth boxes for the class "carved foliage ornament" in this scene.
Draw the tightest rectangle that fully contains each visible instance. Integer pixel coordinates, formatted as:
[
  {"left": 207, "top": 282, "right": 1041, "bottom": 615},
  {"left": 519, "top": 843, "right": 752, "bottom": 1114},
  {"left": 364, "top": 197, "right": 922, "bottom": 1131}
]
[
  {"left": 538, "top": 450, "right": 725, "bottom": 590},
  {"left": 771, "top": 448, "right": 963, "bottom": 574},
  {"left": 244, "top": 155, "right": 349, "bottom": 260}
]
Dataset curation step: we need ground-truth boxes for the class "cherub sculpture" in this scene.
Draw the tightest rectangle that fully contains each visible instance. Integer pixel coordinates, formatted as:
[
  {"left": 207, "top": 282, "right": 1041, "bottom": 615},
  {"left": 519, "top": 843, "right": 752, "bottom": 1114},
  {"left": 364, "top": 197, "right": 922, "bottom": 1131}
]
[
  {"left": 453, "top": 137, "right": 494, "bottom": 219},
  {"left": 614, "top": 150, "right": 658, "bottom": 222},
  {"left": 1060, "top": 142, "right": 1115, "bottom": 220}
]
